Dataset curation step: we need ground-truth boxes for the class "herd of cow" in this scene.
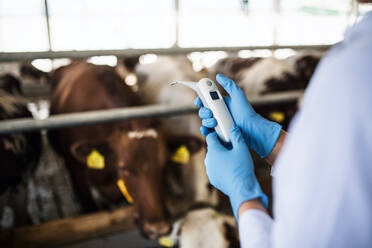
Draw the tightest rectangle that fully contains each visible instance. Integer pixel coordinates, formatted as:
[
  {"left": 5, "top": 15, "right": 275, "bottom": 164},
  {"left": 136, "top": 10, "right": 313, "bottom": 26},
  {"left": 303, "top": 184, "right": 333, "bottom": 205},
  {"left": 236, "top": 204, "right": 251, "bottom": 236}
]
[{"left": 0, "top": 51, "right": 321, "bottom": 247}]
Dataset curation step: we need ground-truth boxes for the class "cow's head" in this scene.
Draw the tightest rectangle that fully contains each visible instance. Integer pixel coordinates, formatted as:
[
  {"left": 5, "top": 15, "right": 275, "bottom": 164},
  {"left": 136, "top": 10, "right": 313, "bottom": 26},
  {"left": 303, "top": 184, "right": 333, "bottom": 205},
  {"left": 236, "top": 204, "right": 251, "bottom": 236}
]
[
  {"left": 69, "top": 121, "right": 203, "bottom": 239},
  {"left": 0, "top": 74, "right": 23, "bottom": 95},
  {"left": 294, "top": 55, "right": 320, "bottom": 85},
  {"left": 20, "top": 62, "right": 50, "bottom": 84}
]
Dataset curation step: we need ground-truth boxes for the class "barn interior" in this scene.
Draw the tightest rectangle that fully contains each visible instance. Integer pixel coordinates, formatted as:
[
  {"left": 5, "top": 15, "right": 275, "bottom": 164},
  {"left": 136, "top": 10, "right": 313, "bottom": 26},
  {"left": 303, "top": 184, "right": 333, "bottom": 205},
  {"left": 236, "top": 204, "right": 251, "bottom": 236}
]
[{"left": 0, "top": 1, "right": 371, "bottom": 248}]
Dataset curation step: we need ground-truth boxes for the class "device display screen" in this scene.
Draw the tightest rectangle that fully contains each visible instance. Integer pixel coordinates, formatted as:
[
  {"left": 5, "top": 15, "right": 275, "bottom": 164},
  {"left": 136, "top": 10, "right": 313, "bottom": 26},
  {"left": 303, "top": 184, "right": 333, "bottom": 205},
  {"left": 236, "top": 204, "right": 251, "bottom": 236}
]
[{"left": 209, "top": 91, "right": 219, "bottom": 100}]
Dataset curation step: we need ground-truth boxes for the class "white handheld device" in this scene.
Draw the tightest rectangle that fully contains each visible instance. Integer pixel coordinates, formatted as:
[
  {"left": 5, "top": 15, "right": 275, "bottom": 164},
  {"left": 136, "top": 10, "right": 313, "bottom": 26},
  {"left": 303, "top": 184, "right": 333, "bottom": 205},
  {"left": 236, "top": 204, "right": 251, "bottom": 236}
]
[{"left": 170, "top": 78, "right": 235, "bottom": 143}]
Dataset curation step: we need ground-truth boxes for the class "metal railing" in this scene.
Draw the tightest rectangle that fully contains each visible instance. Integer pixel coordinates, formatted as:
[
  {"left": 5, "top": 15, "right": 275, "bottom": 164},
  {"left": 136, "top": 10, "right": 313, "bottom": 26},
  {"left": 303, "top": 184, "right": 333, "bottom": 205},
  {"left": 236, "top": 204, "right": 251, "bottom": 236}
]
[
  {"left": 0, "top": 90, "right": 303, "bottom": 135},
  {"left": 0, "top": 45, "right": 331, "bottom": 62}
]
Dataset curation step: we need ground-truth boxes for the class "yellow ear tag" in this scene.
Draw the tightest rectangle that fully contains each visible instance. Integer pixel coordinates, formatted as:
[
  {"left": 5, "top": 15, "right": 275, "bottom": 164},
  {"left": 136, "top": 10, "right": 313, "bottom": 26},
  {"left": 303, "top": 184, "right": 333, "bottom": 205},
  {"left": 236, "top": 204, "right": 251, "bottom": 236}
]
[
  {"left": 158, "top": 236, "right": 174, "bottom": 247},
  {"left": 86, "top": 149, "right": 105, "bottom": 170},
  {"left": 171, "top": 145, "right": 190, "bottom": 164},
  {"left": 117, "top": 179, "right": 134, "bottom": 204},
  {"left": 269, "top": 111, "right": 285, "bottom": 123}
]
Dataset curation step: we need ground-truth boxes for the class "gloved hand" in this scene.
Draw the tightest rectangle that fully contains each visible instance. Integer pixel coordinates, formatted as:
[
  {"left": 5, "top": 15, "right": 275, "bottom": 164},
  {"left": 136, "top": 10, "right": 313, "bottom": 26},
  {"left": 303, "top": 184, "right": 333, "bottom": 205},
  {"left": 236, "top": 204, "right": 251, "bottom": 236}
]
[
  {"left": 205, "top": 126, "right": 268, "bottom": 219},
  {"left": 195, "top": 74, "right": 282, "bottom": 158}
]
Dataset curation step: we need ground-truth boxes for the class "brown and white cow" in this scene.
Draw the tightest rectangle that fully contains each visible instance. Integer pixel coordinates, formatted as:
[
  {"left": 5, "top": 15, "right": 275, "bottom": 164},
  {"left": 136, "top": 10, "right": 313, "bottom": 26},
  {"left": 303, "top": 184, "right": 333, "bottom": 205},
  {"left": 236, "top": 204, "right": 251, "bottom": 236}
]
[
  {"left": 0, "top": 62, "right": 49, "bottom": 86},
  {"left": 133, "top": 55, "right": 219, "bottom": 216},
  {"left": 210, "top": 51, "right": 322, "bottom": 130},
  {"left": 48, "top": 61, "right": 202, "bottom": 239},
  {"left": 209, "top": 51, "right": 321, "bottom": 213}
]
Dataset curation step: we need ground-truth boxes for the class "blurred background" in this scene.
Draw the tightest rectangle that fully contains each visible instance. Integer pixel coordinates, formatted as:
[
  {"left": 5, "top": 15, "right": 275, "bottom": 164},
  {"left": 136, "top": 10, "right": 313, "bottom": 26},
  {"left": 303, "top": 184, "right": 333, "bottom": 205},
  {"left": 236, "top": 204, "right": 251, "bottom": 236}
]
[{"left": 0, "top": 1, "right": 371, "bottom": 248}]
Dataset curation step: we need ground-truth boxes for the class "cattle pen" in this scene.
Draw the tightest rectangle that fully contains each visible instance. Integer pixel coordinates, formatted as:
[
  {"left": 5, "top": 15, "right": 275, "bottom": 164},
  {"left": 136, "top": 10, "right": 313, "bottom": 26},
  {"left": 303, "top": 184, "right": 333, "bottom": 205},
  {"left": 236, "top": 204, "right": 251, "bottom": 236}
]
[
  {"left": 0, "top": 44, "right": 331, "bottom": 248},
  {"left": 0, "top": 86, "right": 303, "bottom": 248},
  {"left": 0, "top": 45, "right": 333, "bottom": 248},
  {"left": 1, "top": 0, "right": 368, "bottom": 247},
  {"left": 0, "top": 42, "right": 308, "bottom": 247},
  {"left": 0, "top": 87, "right": 304, "bottom": 248}
]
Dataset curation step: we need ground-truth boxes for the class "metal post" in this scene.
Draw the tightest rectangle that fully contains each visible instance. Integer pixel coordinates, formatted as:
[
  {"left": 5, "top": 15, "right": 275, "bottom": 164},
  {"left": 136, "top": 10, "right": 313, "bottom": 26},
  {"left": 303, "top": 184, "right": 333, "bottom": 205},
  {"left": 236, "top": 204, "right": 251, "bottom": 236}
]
[
  {"left": 347, "top": 0, "right": 359, "bottom": 28},
  {"left": 0, "top": 90, "right": 303, "bottom": 135},
  {"left": 273, "top": 0, "right": 281, "bottom": 49},
  {"left": 44, "top": 0, "right": 53, "bottom": 51},
  {"left": 174, "top": 0, "right": 180, "bottom": 48},
  {"left": 355, "top": 0, "right": 360, "bottom": 20}
]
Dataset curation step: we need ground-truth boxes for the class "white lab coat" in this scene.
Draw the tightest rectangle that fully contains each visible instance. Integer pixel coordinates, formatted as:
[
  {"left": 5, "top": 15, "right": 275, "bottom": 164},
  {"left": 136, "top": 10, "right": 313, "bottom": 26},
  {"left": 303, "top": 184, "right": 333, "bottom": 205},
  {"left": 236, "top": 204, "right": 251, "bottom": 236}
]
[{"left": 239, "top": 11, "right": 372, "bottom": 248}]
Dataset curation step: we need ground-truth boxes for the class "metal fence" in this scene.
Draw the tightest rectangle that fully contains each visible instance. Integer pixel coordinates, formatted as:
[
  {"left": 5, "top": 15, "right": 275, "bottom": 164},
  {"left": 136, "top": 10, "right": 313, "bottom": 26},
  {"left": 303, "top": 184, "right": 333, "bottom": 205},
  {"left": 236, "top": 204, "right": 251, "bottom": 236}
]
[{"left": 0, "top": 90, "right": 303, "bottom": 135}]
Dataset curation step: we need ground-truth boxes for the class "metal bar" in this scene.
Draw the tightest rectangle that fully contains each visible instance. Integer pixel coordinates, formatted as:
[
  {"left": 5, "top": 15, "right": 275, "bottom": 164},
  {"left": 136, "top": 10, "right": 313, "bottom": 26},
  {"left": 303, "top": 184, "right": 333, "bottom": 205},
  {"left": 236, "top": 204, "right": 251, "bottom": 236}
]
[
  {"left": 44, "top": 0, "right": 53, "bottom": 51},
  {"left": 0, "top": 45, "right": 331, "bottom": 62},
  {"left": 0, "top": 207, "right": 135, "bottom": 248},
  {"left": 0, "top": 104, "right": 196, "bottom": 135},
  {"left": 248, "top": 90, "right": 302, "bottom": 107},
  {"left": 0, "top": 90, "right": 303, "bottom": 135}
]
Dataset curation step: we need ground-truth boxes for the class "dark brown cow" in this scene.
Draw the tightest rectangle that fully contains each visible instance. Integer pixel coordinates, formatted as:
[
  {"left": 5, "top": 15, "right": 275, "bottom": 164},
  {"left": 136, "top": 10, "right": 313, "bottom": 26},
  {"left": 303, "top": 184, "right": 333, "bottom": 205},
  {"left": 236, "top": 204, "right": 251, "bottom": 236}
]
[
  {"left": 0, "top": 75, "right": 42, "bottom": 194},
  {"left": 48, "top": 62, "right": 202, "bottom": 239},
  {"left": 0, "top": 74, "right": 23, "bottom": 95}
]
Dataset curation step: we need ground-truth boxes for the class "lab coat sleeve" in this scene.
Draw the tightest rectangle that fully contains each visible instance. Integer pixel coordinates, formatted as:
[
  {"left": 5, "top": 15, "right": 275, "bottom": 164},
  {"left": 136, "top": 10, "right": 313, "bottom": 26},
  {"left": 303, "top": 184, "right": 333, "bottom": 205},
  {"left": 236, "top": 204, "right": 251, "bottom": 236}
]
[
  {"left": 239, "top": 210, "right": 273, "bottom": 248},
  {"left": 239, "top": 12, "right": 372, "bottom": 248}
]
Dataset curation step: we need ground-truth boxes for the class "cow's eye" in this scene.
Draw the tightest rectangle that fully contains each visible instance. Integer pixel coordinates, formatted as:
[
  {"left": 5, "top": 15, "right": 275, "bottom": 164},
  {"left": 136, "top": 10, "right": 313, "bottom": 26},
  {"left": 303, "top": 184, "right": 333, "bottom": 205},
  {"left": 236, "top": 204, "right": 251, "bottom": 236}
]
[{"left": 120, "top": 167, "right": 133, "bottom": 177}]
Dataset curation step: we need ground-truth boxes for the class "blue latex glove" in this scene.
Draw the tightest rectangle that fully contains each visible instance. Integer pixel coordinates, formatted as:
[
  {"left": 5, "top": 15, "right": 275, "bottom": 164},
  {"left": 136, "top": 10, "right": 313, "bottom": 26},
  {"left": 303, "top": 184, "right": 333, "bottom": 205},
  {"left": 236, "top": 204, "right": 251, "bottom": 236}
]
[
  {"left": 205, "top": 126, "right": 268, "bottom": 219},
  {"left": 195, "top": 74, "right": 282, "bottom": 158}
]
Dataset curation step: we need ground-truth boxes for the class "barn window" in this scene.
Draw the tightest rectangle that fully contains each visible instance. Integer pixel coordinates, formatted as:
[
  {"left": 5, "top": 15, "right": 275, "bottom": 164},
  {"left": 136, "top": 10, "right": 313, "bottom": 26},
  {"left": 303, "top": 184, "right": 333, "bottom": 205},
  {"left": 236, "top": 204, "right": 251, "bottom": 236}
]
[
  {"left": 0, "top": 0, "right": 370, "bottom": 52},
  {"left": 179, "top": 0, "right": 276, "bottom": 47},
  {"left": 0, "top": 0, "right": 49, "bottom": 52},
  {"left": 277, "top": 0, "right": 353, "bottom": 45},
  {"left": 47, "top": 0, "right": 175, "bottom": 51}
]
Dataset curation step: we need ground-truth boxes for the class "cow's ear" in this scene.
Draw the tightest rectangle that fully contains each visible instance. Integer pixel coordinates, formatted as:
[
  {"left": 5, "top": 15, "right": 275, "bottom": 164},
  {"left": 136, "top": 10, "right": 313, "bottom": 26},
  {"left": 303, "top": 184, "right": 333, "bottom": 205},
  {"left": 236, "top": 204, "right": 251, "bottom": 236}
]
[
  {"left": 121, "top": 56, "right": 140, "bottom": 72},
  {"left": 70, "top": 141, "right": 93, "bottom": 165},
  {"left": 167, "top": 134, "right": 204, "bottom": 158},
  {"left": 184, "top": 135, "right": 204, "bottom": 154},
  {"left": 71, "top": 140, "right": 106, "bottom": 168},
  {"left": 71, "top": 142, "right": 107, "bottom": 170}
]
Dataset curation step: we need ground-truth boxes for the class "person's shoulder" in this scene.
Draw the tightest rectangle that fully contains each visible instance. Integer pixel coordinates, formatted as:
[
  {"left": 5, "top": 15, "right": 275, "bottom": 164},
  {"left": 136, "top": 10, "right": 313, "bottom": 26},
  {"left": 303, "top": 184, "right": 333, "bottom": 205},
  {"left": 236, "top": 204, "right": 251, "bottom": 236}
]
[
  {"left": 312, "top": 24, "right": 372, "bottom": 93},
  {"left": 330, "top": 13, "right": 372, "bottom": 68},
  {"left": 298, "top": 20, "right": 372, "bottom": 120}
]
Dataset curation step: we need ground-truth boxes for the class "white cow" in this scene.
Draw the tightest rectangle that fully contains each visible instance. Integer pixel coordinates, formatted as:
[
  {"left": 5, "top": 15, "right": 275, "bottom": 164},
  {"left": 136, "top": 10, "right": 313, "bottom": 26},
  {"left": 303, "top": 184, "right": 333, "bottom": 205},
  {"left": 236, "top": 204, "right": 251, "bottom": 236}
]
[{"left": 159, "top": 207, "right": 238, "bottom": 248}]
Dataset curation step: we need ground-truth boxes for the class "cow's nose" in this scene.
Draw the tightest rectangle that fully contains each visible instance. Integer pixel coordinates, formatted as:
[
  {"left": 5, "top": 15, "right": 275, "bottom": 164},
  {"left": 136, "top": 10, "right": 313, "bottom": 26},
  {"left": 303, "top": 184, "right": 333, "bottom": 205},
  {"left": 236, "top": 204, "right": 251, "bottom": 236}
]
[{"left": 143, "top": 220, "right": 171, "bottom": 239}]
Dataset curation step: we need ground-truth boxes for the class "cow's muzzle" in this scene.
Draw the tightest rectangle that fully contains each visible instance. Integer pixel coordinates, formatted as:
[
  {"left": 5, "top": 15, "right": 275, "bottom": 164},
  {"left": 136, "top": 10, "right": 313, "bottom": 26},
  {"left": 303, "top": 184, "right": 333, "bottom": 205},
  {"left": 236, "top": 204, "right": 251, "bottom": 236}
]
[{"left": 141, "top": 220, "right": 171, "bottom": 239}]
